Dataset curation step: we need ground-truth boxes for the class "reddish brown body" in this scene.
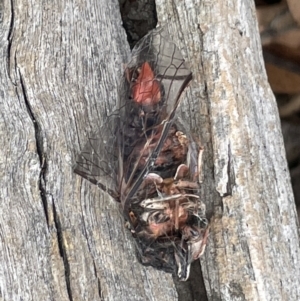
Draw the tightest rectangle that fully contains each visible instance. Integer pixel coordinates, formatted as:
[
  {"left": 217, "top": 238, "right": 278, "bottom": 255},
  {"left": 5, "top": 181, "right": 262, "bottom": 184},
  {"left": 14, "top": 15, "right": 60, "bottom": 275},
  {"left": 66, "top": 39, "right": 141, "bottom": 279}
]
[{"left": 131, "top": 62, "right": 161, "bottom": 105}]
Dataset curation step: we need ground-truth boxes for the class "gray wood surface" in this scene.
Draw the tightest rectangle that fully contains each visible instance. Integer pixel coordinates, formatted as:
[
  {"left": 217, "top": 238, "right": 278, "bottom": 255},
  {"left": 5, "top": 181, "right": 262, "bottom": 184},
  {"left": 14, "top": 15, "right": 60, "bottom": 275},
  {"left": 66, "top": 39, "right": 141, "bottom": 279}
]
[
  {"left": 156, "top": 0, "right": 300, "bottom": 300},
  {"left": 0, "top": 0, "right": 176, "bottom": 300},
  {"left": 1, "top": 0, "right": 299, "bottom": 301}
]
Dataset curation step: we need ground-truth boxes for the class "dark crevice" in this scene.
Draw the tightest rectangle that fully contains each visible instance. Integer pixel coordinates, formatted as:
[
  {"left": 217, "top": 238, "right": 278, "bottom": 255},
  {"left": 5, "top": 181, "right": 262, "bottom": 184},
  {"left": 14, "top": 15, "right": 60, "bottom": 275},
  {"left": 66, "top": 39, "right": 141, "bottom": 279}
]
[
  {"left": 173, "top": 274, "right": 193, "bottom": 300},
  {"left": 97, "top": 278, "right": 102, "bottom": 300},
  {"left": 7, "top": 0, "right": 15, "bottom": 83},
  {"left": 18, "top": 71, "right": 49, "bottom": 225},
  {"left": 224, "top": 143, "right": 235, "bottom": 197},
  {"left": 189, "top": 260, "right": 209, "bottom": 301},
  {"left": 173, "top": 260, "right": 208, "bottom": 301},
  {"left": 119, "top": 0, "right": 157, "bottom": 48},
  {"left": 7, "top": 0, "right": 14, "bottom": 41},
  {"left": 39, "top": 156, "right": 49, "bottom": 225},
  {"left": 18, "top": 70, "right": 73, "bottom": 301},
  {"left": 52, "top": 202, "right": 73, "bottom": 301},
  {"left": 93, "top": 262, "right": 103, "bottom": 300},
  {"left": 255, "top": 0, "right": 282, "bottom": 6}
]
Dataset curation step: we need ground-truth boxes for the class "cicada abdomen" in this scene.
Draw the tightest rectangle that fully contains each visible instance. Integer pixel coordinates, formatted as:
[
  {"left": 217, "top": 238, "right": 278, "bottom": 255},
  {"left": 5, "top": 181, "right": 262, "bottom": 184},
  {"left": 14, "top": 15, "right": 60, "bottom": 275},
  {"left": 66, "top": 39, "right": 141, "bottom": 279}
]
[{"left": 74, "top": 27, "right": 208, "bottom": 281}]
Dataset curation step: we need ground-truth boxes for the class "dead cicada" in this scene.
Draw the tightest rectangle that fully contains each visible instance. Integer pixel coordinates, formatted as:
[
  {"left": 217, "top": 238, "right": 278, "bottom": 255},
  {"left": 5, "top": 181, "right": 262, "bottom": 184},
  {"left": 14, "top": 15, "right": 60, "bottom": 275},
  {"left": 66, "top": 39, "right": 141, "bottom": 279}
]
[{"left": 73, "top": 27, "right": 209, "bottom": 280}]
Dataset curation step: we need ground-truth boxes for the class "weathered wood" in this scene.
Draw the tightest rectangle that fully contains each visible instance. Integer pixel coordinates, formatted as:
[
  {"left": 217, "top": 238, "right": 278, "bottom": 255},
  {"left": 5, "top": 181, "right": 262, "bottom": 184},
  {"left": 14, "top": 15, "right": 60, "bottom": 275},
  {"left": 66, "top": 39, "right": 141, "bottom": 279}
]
[
  {"left": 0, "top": 0, "right": 177, "bottom": 300},
  {"left": 156, "top": 0, "right": 300, "bottom": 300},
  {"left": 1, "top": 0, "right": 300, "bottom": 300}
]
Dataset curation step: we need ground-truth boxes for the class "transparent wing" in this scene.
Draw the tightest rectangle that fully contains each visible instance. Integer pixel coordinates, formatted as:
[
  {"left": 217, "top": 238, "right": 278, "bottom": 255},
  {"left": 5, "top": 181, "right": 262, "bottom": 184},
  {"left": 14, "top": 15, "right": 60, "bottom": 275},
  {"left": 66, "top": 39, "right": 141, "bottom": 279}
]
[
  {"left": 129, "top": 26, "right": 192, "bottom": 113},
  {"left": 73, "top": 113, "right": 120, "bottom": 200},
  {"left": 73, "top": 27, "right": 208, "bottom": 280}
]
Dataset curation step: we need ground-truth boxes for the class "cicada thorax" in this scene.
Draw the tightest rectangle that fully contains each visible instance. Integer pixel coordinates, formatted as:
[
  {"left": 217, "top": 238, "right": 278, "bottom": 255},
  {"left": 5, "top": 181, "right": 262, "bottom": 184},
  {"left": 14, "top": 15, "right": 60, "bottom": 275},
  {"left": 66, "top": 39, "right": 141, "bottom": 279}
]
[
  {"left": 128, "top": 61, "right": 162, "bottom": 106},
  {"left": 124, "top": 61, "right": 166, "bottom": 132},
  {"left": 118, "top": 60, "right": 169, "bottom": 184}
]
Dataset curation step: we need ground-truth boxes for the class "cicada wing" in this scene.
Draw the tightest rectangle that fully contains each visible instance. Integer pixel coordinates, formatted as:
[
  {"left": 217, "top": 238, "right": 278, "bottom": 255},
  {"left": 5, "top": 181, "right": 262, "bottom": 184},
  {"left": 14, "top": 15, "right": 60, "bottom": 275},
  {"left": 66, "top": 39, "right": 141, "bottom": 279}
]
[
  {"left": 118, "top": 27, "right": 193, "bottom": 209},
  {"left": 73, "top": 113, "right": 120, "bottom": 200},
  {"left": 74, "top": 27, "right": 193, "bottom": 210}
]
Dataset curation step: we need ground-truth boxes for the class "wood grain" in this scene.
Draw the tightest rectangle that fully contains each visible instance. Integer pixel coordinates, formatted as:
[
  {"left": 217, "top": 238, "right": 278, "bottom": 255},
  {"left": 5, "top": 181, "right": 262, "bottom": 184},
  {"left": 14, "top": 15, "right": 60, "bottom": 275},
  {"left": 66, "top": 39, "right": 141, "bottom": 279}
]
[
  {"left": 1, "top": 0, "right": 300, "bottom": 301},
  {"left": 156, "top": 0, "right": 300, "bottom": 300},
  {"left": 0, "top": 0, "right": 177, "bottom": 300}
]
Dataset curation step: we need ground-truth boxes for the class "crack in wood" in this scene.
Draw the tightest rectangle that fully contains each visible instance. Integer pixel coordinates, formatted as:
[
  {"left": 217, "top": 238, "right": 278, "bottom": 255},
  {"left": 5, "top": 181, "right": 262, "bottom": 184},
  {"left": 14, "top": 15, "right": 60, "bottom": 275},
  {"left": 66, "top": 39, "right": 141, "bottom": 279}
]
[
  {"left": 93, "top": 262, "right": 103, "bottom": 301},
  {"left": 52, "top": 202, "right": 73, "bottom": 301},
  {"left": 16, "top": 70, "right": 75, "bottom": 299},
  {"left": 174, "top": 259, "right": 208, "bottom": 301},
  {"left": 7, "top": 0, "right": 14, "bottom": 40},
  {"left": 18, "top": 71, "right": 49, "bottom": 226},
  {"left": 224, "top": 143, "right": 236, "bottom": 197},
  {"left": 119, "top": 0, "right": 157, "bottom": 48},
  {"left": 7, "top": 0, "right": 15, "bottom": 84}
]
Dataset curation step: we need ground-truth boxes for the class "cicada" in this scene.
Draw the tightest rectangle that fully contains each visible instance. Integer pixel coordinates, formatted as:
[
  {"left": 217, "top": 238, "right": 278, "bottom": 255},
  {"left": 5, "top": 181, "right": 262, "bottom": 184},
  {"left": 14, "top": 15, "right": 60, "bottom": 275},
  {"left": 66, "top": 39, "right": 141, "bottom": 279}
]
[{"left": 73, "top": 27, "right": 209, "bottom": 280}]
